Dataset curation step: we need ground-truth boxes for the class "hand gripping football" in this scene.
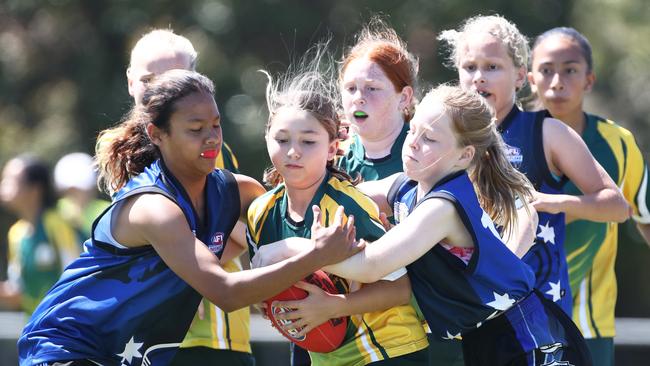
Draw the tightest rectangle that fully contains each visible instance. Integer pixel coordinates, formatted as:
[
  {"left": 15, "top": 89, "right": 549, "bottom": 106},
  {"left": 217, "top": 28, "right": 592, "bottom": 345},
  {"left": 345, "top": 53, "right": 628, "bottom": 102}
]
[{"left": 264, "top": 270, "right": 347, "bottom": 353}]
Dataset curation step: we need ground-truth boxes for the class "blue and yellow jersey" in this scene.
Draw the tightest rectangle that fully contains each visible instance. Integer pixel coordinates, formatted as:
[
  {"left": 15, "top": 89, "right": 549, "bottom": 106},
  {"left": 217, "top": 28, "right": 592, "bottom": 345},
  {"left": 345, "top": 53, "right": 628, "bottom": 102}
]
[
  {"left": 7, "top": 209, "right": 79, "bottom": 314},
  {"left": 337, "top": 124, "right": 408, "bottom": 181},
  {"left": 564, "top": 114, "right": 650, "bottom": 338},
  {"left": 247, "top": 173, "right": 428, "bottom": 366},
  {"left": 180, "top": 140, "right": 251, "bottom": 354}
]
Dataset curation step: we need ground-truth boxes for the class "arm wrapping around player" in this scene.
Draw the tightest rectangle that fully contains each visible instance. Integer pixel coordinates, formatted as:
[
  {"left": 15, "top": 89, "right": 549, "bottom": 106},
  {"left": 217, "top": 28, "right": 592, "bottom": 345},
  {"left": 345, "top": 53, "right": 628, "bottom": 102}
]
[
  {"left": 324, "top": 198, "right": 456, "bottom": 283},
  {"left": 538, "top": 118, "right": 630, "bottom": 222}
]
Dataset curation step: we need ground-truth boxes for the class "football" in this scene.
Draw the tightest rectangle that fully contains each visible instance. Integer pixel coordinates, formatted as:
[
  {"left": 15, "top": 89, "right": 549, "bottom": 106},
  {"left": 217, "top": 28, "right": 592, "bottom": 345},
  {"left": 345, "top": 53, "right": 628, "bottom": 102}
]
[{"left": 264, "top": 270, "right": 348, "bottom": 353}]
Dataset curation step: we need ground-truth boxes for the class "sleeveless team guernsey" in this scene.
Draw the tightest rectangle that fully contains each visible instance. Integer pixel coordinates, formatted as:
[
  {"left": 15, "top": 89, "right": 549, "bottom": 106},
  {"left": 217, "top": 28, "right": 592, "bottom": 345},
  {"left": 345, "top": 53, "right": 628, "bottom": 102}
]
[
  {"left": 179, "top": 141, "right": 252, "bottom": 355},
  {"left": 389, "top": 171, "right": 536, "bottom": 338},
  {"left": 18, "top": 159, "right": 240, "bottom": 366},
  {"left": 498, "top": 107, "right": 572, "bottom": 314},
  {"left": 247, "top": 173, "right": 428, "bottom": 365},
  {"left": 337, "top": 123, "right": 409, "bottom": 181},
  {"left": 564, "top": 113, "right": 650, "bottom": 338}
]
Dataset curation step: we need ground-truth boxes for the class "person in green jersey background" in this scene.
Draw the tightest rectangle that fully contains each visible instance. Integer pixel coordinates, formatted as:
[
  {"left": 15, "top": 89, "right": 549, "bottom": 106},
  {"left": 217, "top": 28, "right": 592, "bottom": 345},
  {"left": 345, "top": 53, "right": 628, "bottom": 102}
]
[
  {"left": 0, "top": 155, "right": 79, "bottom": 314},
  {"left": 248, "top": 48, "right": 429, "bottom": 366},
  {"left": 122, "top": 28, "right": 253, "bottom": 366},
  {"left": 337, "top": 18, "right": 417, "bottom": 182},
  {"left": 529, "top": 27, "right": 650, "bottom": 366}
]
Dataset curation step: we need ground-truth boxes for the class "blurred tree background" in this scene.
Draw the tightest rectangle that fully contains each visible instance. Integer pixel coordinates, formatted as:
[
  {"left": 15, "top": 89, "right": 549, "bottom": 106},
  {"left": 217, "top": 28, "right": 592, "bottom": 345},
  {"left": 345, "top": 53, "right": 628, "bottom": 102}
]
[{"left": 0, "top": 0, "right": 648, "bottom": 316}]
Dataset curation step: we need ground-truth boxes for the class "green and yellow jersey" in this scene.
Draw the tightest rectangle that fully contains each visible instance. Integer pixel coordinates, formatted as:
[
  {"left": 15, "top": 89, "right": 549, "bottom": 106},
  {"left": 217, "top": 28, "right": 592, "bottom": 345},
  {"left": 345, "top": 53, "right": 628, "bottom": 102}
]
[
  {"left": 247, "top": 173, "right": 428, "bottom": 366},
  {"left": 7, "top": 209, "right": 79, "bottom": 314},
  {"left": 337, "top": 123, "right": 408, "bottom": 181},
  {"left": 56, "top": 197, "right": 110, "bottom": 242},
  {"left": 564, "top": 114, "right": 650, "bottom": 338},
  {"left": 179, "top": 141, "right": 252, "bottom": 354}
]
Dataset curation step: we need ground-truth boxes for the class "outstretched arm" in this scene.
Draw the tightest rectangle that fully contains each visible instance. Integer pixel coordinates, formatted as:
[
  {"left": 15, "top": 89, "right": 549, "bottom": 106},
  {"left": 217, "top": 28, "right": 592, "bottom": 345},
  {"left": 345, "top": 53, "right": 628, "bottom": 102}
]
[
  {"left": 123, "top": 194, "right": 361, "bottom": 312},
  {"left": 539, "top": 118, "right": 630, "bottom": 222},
  {"left": 324, "top": 198, "right": 458, "bottom": 283}
]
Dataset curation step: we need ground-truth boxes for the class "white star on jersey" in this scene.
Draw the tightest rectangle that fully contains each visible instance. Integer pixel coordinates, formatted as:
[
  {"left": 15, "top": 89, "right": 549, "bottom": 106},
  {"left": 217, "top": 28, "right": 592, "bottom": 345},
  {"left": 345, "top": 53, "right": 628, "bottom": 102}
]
[
  {"left": 486, "top": 292, "right": 515, "bottom": 310},
  {"left": 545, "top": 280, "right": 562, "bottom": 302},
  {"left": 442, "top": 330, "right": 462, "bottom": 340},
  {"left": 117, "top": 336, "right": 143, "bottom": 365},
  {"left": 537, "top": 221, "right": 556, "bottom": 244}
]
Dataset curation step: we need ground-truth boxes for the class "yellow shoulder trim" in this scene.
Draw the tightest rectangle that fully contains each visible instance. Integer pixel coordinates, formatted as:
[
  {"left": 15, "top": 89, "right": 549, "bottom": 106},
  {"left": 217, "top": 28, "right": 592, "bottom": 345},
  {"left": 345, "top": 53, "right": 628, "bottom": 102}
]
[
  {"left": 246, "top": 186, "right": 285, "bottom": 244},
  {"left": 327, "top": 177, "right": 381, "bottom": 222},
  {"left": 596, "top": 119, "right": 650, "bottom": 221}
]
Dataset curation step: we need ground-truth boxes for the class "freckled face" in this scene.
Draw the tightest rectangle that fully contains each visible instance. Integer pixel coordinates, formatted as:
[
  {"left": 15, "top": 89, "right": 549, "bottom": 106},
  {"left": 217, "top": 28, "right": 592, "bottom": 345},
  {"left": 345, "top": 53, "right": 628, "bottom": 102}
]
[{"left": 340, "top": 57, "right": 409, "bottom": 140}]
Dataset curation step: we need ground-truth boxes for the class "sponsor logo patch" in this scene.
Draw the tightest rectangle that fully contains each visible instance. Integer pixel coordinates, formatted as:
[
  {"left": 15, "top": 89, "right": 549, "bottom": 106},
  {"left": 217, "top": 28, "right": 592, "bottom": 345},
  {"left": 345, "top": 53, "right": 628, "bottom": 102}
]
[
  {"left": 504, "top": 144, "right": 523, "bottom": 169},
  {"left": 208, "top": 232, "right": 225, "bottom": 255}
]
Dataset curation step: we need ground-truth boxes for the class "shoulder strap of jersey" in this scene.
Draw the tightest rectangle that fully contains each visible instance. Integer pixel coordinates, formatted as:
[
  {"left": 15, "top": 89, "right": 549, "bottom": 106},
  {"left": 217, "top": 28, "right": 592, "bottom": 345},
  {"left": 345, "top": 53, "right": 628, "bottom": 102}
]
[
  {"left": 90, "top": 186, "right": 174, "bottom": 255},
  {"left": 386, "top": 173, "right": 410, "bottom": 208}
]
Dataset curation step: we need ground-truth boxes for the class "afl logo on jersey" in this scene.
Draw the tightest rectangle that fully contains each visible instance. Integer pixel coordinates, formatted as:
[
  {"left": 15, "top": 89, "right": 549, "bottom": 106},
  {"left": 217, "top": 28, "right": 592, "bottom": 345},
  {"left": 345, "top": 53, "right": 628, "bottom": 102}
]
[
  {"left": 208, "top": 233, "right": 225, "bottom": 255},
  {"left": 504, "top": 144, "right": 523, "bottom": 169}
]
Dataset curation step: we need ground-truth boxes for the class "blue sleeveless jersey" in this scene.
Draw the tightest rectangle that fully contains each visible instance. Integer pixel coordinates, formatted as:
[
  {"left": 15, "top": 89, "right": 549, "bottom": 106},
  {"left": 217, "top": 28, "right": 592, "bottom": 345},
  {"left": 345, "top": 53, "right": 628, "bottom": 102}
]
[
  {"left": 389, "top": 171, "right": 536, "bottom": 339},
  {"left": 18, "top": 160, "right": 240, "bottom": 366},
  {"left": 498, "top": 107, "right": 572, "bottom": 314}
]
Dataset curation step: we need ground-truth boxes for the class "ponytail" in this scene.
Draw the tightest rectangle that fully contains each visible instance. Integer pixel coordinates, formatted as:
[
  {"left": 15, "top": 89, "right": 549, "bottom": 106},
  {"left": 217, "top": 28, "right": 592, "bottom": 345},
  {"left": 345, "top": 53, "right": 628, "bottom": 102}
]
[
  {"left": 96, "top": 109, "right": 159, "bottom": 194},
  {"left": 470, "top": 130, "right": 533, "bottom": 235}
]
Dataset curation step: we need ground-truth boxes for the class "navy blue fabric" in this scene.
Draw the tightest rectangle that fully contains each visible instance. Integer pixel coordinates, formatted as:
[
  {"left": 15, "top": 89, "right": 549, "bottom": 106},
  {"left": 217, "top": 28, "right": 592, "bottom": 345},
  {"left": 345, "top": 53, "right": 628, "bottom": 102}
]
[
  {"left": 498, "top": 107, "right": 572, "bottom": 314},
  {"left": 390, "top": 171, "right": 535, "bottom": 339},
  {"left": 462, "top": 291, "right": 592, "bottom": 365},
  {"left": 19, "top": 160, "right": 240, "bottom": 366}
]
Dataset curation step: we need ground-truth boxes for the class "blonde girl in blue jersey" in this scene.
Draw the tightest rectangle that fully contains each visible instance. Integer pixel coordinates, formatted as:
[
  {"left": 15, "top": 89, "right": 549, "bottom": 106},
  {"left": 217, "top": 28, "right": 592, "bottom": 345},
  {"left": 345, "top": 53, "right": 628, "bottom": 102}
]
[
  {"left": 437, "top": 15, "right": 630, "bottom": 314},
  {"left": 529, "top": 27, "right": 650, "bottom": 366},
  {"left": 438, "top": 15, "right": 628, "bottom": 222},
  {"left": 248, "top": 46, "right": 429, "bottom": 366}
]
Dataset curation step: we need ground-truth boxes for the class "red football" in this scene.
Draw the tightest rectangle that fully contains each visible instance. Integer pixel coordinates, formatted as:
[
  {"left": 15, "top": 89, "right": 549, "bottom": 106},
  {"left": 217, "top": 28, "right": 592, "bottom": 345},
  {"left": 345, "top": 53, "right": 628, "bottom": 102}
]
[{"left": 264, "top": 270, "right": 348, "bottom": 353}]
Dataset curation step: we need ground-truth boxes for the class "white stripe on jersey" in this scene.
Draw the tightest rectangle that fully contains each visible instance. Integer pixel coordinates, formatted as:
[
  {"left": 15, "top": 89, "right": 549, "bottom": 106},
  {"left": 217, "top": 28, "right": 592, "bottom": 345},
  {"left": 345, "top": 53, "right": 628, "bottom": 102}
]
[
  {"left": 214, "top": 304, "right": 227, "bottom": 348},
  {"left": 355, "top": 316, "right": 380, "bottom": 362},
  {"left": 634, "top": 167, "right": 650, "bottom": 223},
  {"left": 578, "top": 278, "right": 594, "bottom": 338}
]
